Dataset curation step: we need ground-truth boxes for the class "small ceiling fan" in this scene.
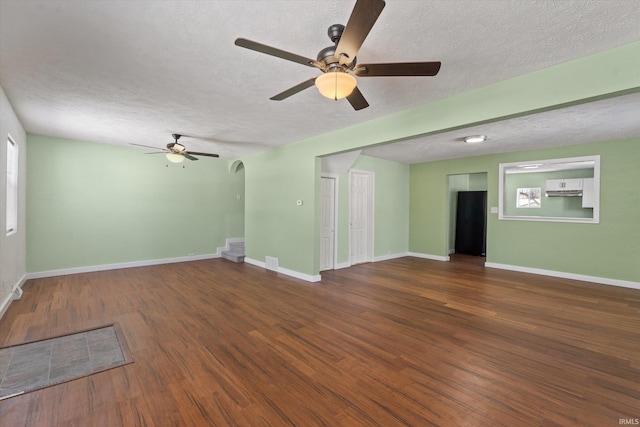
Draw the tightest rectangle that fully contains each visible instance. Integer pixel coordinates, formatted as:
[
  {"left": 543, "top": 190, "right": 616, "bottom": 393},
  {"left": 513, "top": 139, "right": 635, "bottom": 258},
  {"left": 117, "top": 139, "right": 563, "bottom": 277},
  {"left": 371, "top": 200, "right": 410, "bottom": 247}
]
[
  {"left": 235, "top": 0, "right": 441, "bottom": 110},
  {"left": 131, "top": 134, "right": 220, "bottom": 162}
]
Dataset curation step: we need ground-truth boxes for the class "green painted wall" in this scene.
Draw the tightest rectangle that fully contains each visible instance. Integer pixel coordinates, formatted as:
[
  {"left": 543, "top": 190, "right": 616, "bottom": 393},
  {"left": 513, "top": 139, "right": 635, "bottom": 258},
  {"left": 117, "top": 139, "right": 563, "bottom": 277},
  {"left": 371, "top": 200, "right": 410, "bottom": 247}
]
[
  {"left": 27, "top": 135, "right": 244, "bottom": 272},
  {"left": 410, "top": 137, "right": 640, "bottom": 282},
  {"left": 333, "top": 155, "right": 409, "bottom": 265},
  {"left": 241, "top": 41, "right": 640, "bottom": 279},
  {"left": 242, "top": 145, "right": 319, "bottom": 275},
  {"left": 469, "top": 172, "right": 488, "bottom": 191}
]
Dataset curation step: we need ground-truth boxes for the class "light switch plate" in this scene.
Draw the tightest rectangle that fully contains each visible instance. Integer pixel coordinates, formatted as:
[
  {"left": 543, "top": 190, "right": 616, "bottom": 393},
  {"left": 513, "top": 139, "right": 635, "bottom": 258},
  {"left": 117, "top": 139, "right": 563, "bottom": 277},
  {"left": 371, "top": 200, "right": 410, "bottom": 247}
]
[{"left": 491, "top": 206, "right": 498, "bottom": 214}]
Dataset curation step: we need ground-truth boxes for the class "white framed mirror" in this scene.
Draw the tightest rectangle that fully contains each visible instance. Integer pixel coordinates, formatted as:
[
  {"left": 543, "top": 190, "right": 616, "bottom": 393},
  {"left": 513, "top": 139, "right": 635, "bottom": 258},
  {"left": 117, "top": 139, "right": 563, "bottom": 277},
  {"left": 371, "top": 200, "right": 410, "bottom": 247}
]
[{"left": 499, "top": 155, "right": 600, "bottom": 223}]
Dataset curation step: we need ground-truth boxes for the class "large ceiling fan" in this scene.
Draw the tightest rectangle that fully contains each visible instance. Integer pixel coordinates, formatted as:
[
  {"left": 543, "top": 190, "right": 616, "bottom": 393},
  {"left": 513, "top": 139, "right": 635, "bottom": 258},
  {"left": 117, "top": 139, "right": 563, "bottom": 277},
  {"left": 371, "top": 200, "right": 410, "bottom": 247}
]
[
  {"left": 131, "top": 134, "right": 220, "bottom": 163},
  {"left": 235, "top": 0, "right": 441, "bottom": 110}
]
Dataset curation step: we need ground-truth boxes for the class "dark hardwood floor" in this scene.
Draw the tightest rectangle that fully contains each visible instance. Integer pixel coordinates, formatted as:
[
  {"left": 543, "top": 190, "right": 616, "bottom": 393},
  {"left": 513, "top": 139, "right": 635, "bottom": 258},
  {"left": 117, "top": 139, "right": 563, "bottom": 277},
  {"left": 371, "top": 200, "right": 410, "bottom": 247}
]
[
  {"left": 448, "top": 253, "right": 486, "bottom": 266},
  {"left": 1, "top": 257, "right": 639, "bottom": 426}
]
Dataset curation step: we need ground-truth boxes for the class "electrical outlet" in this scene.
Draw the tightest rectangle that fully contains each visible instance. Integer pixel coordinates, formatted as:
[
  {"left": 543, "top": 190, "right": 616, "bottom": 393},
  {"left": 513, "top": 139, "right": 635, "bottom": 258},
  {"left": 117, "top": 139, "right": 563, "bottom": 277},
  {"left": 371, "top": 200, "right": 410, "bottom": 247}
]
[{"left": 188, "top": 253, "right": 195, "bottom": 257}]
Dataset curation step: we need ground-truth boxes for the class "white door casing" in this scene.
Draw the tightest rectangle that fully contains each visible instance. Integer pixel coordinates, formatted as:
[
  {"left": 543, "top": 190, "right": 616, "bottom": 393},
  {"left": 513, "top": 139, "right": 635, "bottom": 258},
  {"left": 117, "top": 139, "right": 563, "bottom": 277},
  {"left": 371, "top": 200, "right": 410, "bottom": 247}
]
[
  {"left": 349, "top": 170, "right": 374, "bottom": 265},
  {"left": 320, "top": 176, "right": 336, "bottom": 271}
]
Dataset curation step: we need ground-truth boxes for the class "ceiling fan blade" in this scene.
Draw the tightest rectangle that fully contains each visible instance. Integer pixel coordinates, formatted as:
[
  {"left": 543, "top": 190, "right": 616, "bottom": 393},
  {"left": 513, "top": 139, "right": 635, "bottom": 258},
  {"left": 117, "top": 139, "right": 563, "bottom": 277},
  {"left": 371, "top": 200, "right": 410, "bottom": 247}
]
[
  {"left": 130, "top": 143, "right": 167, "bottom": 151},
  {"left": 355, "top": 62, "right": 442, "bottom": 77},
  {"left": 235, "top": 38, "right": 324, "bottom": 69},
  {"left": 189, "top": 152, "right": 220, "bottom": 158},
  {"left": 183, "top": 153, "right": 199, "bottom": 161},
  {"left": 346, "top": 86, "right": 369, "bottom": 111},
  {"left": 335, "top": 0, "right": 386, "bottom": 65},
  {"left": 270, "top": 77, "right": 317, "bottom": 101}
]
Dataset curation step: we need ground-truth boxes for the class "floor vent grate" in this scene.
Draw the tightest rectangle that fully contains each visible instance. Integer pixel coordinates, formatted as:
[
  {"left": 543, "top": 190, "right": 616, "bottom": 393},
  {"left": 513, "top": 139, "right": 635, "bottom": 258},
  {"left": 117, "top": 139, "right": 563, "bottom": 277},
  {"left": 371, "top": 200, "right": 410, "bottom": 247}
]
[{"left": 265, "top": 256, "right": 279, "bottom": 271}]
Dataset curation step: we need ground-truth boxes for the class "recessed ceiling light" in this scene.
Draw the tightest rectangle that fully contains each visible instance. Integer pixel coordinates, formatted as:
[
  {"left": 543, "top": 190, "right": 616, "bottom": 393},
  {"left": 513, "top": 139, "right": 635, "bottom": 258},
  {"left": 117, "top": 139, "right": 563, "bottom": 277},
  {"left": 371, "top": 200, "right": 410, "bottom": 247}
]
[{"left": 463, "top": 135, "right": 487, "bottom": 144}]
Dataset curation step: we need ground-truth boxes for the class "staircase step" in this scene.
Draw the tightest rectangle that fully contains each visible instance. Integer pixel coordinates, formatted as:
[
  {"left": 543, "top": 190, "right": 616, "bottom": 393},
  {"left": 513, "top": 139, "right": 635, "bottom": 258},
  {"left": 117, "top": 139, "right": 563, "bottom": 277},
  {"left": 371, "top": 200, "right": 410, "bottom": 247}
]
[
  {"left": 222, "top": 251, "right": 245, "bottom": 263},
  {"left": 228, "top": 242, "right": 245, "bottom": 251},
  {"left": 222, "top": 241, "right": 245, "bottom": 263}
]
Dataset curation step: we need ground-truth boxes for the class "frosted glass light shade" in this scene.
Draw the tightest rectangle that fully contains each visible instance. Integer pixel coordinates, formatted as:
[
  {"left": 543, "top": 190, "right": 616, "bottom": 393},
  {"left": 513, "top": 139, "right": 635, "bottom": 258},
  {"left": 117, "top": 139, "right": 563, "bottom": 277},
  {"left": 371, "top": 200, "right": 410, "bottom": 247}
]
[
  {"left": 315, "top": 72, "right": 357, "bottom": 100},
  {"left": 166, "top": 153, "right": 185, "bottom": 163}
]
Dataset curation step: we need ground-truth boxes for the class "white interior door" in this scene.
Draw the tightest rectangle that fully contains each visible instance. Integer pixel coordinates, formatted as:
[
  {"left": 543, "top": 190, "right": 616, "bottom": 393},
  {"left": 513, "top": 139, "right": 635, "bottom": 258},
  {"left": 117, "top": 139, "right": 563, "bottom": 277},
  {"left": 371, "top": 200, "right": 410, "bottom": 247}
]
[
  {"left": 320, "top": 177, "right": 336, "bottom": 271},
  {"left": 350, "top": 170, "right": 373, "bottom": 265}
]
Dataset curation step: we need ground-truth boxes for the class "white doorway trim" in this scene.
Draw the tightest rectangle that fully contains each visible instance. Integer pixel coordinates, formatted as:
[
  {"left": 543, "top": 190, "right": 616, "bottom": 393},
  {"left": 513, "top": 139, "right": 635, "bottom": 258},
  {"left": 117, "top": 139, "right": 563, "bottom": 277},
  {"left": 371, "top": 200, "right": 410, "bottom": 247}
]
[
  {"left": 320, "top": 174, "right": 338, "bottom": 271},
  {"left": 349, "top": 169, "right": 374, "bottom": 265}
]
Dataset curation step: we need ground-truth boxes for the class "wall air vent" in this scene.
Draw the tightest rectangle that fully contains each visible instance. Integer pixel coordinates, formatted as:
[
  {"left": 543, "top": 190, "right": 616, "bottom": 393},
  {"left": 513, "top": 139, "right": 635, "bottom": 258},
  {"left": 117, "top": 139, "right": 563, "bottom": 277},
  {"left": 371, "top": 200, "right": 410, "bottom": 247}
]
[{"left": 265, "top": 256, "right": 279, "bottom": 271}]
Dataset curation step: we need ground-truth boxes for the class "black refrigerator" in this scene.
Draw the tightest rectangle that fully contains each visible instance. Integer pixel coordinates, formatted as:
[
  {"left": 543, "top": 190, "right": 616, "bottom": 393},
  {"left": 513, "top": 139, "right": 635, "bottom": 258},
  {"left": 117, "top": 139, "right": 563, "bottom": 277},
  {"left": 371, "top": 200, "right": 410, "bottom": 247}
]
[{"left": 455, "top": 191, "right": 487, "bottom": 256}]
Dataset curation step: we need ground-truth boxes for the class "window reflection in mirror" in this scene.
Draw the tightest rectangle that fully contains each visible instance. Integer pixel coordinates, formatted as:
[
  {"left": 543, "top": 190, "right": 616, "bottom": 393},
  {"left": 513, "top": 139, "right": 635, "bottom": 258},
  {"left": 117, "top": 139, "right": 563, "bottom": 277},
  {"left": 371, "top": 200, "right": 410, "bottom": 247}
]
[{"left": 499, "top": 155, "right": 599, "bottom": 223}]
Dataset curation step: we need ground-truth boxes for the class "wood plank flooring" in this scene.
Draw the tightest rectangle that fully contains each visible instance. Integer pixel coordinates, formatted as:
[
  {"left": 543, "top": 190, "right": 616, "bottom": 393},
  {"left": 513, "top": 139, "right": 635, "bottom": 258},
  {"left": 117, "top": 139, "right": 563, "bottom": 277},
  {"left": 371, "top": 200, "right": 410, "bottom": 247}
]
[{"left": 0, "top": 257, "right": 639, "bottom": 426}]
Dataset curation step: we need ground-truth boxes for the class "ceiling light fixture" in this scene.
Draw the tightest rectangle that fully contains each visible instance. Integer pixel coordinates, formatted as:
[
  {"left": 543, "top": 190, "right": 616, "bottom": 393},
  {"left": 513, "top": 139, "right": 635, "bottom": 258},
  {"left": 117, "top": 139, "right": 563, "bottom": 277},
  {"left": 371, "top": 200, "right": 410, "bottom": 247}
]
[
  {"left": 315, "top": 71, "right": 357, "bottom": 100},
  {"left": 166, "top": 153, "right": 185, "bottom": 163},
  {"left": 463, "top": 135, "right": 487, "bottom": 144}
]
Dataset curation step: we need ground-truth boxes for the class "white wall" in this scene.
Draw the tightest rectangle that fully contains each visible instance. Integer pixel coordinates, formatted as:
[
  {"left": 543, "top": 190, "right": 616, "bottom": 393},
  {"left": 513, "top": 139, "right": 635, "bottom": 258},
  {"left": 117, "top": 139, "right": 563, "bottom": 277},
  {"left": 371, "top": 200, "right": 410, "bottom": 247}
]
[{"left": 0, "top": 85, "right": 27, "bottom": 319}]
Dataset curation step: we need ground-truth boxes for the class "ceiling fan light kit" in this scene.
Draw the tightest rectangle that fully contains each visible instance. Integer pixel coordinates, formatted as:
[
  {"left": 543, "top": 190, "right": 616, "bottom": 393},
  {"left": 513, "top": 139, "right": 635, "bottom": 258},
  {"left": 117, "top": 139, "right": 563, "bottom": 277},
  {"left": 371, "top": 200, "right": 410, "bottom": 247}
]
[
  {"left": 315, "top": 71, "right": 357, "bottom": 100},
  {"left": 234, "top": 0, "right": 441, "bottom": 110},
  {"left": 166, "top": 153, "right": 185, "bottom": 163}
]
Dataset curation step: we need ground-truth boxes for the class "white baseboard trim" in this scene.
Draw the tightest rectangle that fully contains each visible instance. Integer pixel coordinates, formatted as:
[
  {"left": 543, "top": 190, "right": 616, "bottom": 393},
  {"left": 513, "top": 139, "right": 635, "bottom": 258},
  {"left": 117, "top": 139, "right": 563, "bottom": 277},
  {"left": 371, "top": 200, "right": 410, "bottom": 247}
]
[
  {"left": 485, "top": 262, "right": 640, "bottom": 290},
  {"left": 280, "top": 266, "right": 321, "bottom": 283},
  {"left": 216, "top": 237, "right": 245, "bottom": 256},
  {"left": 373, "top": 252, "right": 410, "bottom": 262},
  {"left": 26, "top": 253, "right": 220, "bottom": 280},
  {"left": 0, "top": 292, "right": 12, "bottom": 320},
  {"left": 333, "top": 252, "right": 409, "bottom": 269},
  {"left": 244, "top": 257, "right": 321, "bottom": 283},
  {"left": 408, "top": 252, "right": 450, "bottom": 262},
  {"left": 0, "top": 274, "right": 28, "bottom": 320},
  {"left": 334, "top": 262, "right": 351, "bottom": 270},
  {"left": 244, "top": 257, "right": 265, "bottom": 269}
]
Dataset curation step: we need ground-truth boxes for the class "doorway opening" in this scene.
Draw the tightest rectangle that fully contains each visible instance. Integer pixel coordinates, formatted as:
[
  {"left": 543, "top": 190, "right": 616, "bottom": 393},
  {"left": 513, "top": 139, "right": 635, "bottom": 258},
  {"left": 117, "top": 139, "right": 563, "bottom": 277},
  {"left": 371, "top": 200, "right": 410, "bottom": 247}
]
[{"left": 447, "top": 172, "right": 487, "bottom": 266}]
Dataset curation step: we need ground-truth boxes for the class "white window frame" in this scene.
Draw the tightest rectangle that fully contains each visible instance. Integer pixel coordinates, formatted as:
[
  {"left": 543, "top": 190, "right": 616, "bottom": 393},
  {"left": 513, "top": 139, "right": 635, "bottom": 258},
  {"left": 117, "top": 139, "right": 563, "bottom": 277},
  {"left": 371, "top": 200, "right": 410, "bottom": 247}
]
[{"left": 6, "top": 134, "right": 18, "bottom": 236}]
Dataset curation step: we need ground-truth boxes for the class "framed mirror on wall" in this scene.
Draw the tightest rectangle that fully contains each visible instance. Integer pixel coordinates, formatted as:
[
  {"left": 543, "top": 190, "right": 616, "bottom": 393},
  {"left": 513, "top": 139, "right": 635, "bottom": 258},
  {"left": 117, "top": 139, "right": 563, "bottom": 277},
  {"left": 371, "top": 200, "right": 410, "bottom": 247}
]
[{"left": 499, "top": 155, "right": 600, "bottom": 223}]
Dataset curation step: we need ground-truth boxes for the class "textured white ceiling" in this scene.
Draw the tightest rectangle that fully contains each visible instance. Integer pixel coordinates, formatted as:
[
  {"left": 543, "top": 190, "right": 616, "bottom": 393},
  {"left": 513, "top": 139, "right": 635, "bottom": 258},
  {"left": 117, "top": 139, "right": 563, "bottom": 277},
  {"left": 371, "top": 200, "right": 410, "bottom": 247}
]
[
  {"left": 363, "top": 92, "right": 640, "bottom": 163},
  {"left": 0, "top": 0, "right": 639, "bottom": 161}
]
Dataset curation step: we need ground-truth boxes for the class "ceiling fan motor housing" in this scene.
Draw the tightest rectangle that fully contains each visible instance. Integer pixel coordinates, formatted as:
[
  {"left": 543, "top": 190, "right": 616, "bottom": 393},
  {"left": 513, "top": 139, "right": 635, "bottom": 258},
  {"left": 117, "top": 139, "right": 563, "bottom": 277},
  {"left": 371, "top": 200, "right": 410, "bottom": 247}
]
[
  {"left": 167, "top": 134, "right": 187, "bottom": 153},
  {"left": 327, "top": 24, "right": 345, "bottom": 44},
  {"left": 317, "top": 45, "right": 356, "bottom": 70},
  {"left": 317, "top": 25, "right": 358, "bottom": 70}
]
